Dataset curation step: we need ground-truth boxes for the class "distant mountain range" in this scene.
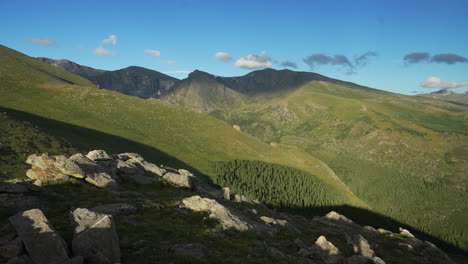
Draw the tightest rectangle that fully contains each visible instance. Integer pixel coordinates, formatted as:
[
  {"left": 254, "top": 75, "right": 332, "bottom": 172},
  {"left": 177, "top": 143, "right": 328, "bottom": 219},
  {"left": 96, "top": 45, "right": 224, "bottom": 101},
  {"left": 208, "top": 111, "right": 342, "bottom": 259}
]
[
  {"left": 417, "top": 89, "right": 468, "bottom": 104},
  {"left": 37, "top": 57, "right": 178, "bottom": 99}
]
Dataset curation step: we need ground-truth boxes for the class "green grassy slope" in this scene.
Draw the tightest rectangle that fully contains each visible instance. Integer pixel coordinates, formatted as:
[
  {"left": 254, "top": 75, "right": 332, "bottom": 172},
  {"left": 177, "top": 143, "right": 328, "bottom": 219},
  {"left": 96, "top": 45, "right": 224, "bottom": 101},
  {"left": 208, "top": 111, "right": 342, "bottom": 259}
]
[
  {"left": 160, "top": 71, "right": 251, "bottom": 113},
  {"left": 211, "top": 80, "right": 468, "bottom": 250},
  {"left": 0, "top": 45, "right": 366, "bottom": 210}
]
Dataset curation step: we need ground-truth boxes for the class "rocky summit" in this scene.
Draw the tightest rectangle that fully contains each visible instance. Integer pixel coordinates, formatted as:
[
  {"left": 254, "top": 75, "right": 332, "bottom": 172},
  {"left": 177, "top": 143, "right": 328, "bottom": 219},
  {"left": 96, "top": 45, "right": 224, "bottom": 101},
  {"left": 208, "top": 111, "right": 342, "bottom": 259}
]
[{"left": 0, "top": 150, "right": 457, "bottom": 263}]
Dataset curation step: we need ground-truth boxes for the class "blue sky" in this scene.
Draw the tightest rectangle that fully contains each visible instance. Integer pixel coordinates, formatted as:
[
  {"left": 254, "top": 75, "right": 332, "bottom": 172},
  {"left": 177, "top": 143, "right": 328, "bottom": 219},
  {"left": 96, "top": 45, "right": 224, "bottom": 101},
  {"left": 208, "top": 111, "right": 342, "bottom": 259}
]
[{"left": 1, "top": 0, "right": 467, "bottom": 94}]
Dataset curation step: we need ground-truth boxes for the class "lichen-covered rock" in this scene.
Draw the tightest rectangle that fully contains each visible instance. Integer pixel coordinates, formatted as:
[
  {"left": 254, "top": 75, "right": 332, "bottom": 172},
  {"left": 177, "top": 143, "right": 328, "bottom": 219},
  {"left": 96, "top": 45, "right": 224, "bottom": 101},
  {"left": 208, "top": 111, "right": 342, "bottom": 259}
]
[
  {"left": 9, "top": 209, "right": 70, "bottom": 264},
  {"left": 86, "top": 150, "right": 112, "bottom": 161},
  {"left": 314, "top": 235, "right": 345, "bottom": 264},
  {"left": 163, "top": 172, "right": 195, "bottom": 188},
  {"left": 70, "top": 208, "right": 120, "bottom": 264},
  {"left": 182, "top": 195, "right": 265, "bottom": 232}
]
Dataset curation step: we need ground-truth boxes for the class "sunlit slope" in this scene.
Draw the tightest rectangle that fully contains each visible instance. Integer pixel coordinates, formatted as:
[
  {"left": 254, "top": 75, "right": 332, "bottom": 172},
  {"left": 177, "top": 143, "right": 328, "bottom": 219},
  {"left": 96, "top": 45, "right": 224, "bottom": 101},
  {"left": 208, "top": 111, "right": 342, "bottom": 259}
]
[
  {"left": 212, "top": 80, "right": 468, "bottom": 250},
  {"left": 0, "top": 45, "right": 366, "bottom": 209}
]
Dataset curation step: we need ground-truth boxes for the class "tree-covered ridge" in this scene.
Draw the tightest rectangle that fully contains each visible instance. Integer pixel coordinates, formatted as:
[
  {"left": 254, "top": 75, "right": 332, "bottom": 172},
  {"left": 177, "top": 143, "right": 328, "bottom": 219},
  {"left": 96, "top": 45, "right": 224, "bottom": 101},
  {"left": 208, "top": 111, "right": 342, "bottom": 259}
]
[{"left": 211, "top": 160, "right": 350, "bottom": 209}]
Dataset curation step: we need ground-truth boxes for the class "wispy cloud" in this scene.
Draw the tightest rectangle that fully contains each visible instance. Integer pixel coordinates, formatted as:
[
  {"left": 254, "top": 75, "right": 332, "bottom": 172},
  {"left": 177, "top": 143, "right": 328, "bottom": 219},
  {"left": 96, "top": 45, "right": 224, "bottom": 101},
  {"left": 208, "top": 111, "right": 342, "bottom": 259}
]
[
  {"left": 94, "top": 46, "right": 115, "bottom": 56},
  {"left": 235, "top": 52, "right": 272, "bottom": 69},
  {"left": 22, "top": 38, "right": 56, "bottom": 46},
  {"left": 355, "top": 51, "right": 378, "bottom": 67},
  {"left": 215, "top": 52, "right": 233, "bottom": 62},
  {"left": 280, "top": 61, "right": 297, "bottom": 68},
  {"left": 403, "top": 52, "right": 467, "bottom": 65},
  {"left": 102, "top": 35, "right": 118, "bottom": 45},
  {"left": 144, "top": 49, "right": 161, "bottom": 56},
  {"left": 163, "top": 70, "right": 191, "bottom": 74},
  {"left": 420, "top": 76, "right": 468, "bottom": 89},
  {"left": 160, "top": 60, "right": 176, "bottom": 65}
]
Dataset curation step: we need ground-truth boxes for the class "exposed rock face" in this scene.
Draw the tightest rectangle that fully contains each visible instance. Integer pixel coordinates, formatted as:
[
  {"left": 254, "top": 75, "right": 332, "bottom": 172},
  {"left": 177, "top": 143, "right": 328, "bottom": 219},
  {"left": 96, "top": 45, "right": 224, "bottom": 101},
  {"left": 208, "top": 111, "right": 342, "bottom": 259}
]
[
  {"left": 70, "top": 208, "right": 120, "bottom": 264},
  {"left": 182, "top": 195, "right": 263, "bottom": 232},
  {"left": 314, "top": 235, "right": 345, "bottom": 264},
  {"left": 173, "top": 243, "right": 207, "bottom": 260},
  {"left": 9, "top": 209, "right": 70, "bottom": 264},
  {"left": 398, "top": 227, "right": 415, "bottom": 238}
]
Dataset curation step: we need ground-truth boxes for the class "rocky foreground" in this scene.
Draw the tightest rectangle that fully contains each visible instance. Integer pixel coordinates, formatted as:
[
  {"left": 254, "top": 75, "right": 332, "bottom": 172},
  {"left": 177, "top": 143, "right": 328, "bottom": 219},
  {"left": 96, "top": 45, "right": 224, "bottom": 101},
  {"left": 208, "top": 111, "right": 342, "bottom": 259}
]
[{"left": 0, "top": 150, "right": 456, "bottom": 264}]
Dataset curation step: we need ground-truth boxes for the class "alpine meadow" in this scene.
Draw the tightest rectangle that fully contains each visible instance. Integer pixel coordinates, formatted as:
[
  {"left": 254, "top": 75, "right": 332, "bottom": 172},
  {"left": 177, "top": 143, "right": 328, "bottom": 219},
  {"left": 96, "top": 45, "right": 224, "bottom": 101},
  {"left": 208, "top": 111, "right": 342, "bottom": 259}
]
[{"left": 1, "top": 1, "right": 467, "bottom": 263}]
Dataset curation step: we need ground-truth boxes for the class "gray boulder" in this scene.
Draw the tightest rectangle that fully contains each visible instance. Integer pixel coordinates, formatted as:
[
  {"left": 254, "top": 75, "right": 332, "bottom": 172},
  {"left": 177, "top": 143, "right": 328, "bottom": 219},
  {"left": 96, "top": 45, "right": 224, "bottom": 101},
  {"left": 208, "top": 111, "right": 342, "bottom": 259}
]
[
  {"left": 222, "top": 187, "right": 230, "bottom": 200},
  {"left": 163, "top": 172, "right": 195, "bottom": 188},
  {"left": 9, "top": 209, "right": 70, "bottom": 264},
  {"left": 346, "top": 255, "right": 373, "bottom": 264},
  {"left": 70, "top": 208, "right": 120, "bottom": 264},
  {"left": 345, "top": 234, "right": 375, "bottom": 259},
  {"left": 182, "top": 195, "right": 260, "bottom": 232},
  {"left": 86, "top": 150, "right": 112, "bottom": 161},
  {"left": 314, "top": 235, "right": 345, "bottom": 264}
]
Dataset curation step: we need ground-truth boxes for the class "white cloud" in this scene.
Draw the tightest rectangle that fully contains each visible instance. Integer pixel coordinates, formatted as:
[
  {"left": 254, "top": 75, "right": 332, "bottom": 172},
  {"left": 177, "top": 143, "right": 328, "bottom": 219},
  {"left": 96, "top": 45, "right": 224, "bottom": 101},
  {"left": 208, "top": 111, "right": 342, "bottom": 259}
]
[
  {"left": 163, "top": 71, "right": 191, "bottom": 74},
  {"left": 94, "top": 46, "right": 115, "bottom": 56},
  {"left": 160, "top": 60, "right": 176, "bottom": 65},
  {"left": 420, "top": 76, "right": 468, "bottom": 89},
  {"left": 23, "top": 38, "right": 56, "bottom": 46},
  {"left": 235, "top": 52, "right": 272, "bottom": 69},
  {"left": 102, "top": 35, "right": 118, "bottom": 45},
  {"left": 215, "top": 52, "right": 233, "bottom": 61},
  {"left": 144, "top": 49, "right": 161, "bottom": 56}
]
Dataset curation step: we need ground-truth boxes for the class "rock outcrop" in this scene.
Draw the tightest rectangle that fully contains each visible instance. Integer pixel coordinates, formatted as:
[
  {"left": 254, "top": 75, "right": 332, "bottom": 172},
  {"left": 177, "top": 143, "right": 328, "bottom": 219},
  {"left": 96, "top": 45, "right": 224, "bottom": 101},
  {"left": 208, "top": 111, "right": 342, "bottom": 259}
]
[
  {"left": 70, "top": 208, "right": 120, "bottom": 264},
  {"left": 182, "top": 195, "right": 269, "bottom": 233},
  {"left": 9, "top": 209, "right": 70, "bottom": 264}
]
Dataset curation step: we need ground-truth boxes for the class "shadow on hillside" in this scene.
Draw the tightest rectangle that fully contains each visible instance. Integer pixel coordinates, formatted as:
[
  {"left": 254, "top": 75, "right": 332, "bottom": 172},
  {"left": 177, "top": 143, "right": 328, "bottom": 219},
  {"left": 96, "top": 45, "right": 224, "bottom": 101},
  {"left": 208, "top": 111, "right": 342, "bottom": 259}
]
[
  {"left": 0, "top": 106, "right": 213, "bottom": 183},
  {"left": 278, "top": 204, "right": 467, "bottom": 257}
]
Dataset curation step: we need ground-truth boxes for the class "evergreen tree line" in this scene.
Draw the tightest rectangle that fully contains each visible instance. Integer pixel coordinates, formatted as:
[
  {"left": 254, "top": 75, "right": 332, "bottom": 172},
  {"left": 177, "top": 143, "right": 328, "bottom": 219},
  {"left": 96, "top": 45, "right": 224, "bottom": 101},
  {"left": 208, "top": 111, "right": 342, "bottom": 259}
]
[{"left": 211, "top": 160, "right": 349, "bottom": 209}]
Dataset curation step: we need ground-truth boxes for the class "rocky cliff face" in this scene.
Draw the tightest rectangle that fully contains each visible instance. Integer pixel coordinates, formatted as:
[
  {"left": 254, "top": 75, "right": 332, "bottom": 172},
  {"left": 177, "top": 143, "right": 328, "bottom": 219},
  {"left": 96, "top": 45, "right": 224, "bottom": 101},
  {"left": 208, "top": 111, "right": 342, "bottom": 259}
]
[{"left": 0, "top": 150, "right": 457, "bottom": 264}]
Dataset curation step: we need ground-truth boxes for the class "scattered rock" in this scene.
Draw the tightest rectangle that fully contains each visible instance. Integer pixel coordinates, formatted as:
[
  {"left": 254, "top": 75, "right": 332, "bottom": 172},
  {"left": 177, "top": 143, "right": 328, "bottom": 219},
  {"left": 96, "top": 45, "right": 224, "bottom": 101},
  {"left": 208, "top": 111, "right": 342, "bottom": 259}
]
[
  {"left": 173, "top": 243, "right": 207, "bottom": 260},
  {"left": 260, "top": 216, "right": 288, "bottom": 227},
  {"left": 314, "top": 235, "right": 345, "bottom": 264},
  {"left": 177, "top": 169, "right": 193, "bottom": 177},
  {"left": 9, "top": 209, "right": 70, "bottom": 264},
  {"left": 163, "top": 172, "right": 195, "bottom": 188},
  {"left": 86, "top": 150, "right": 112, "bottom": 161},
  {"left": 70, "top": 208, "right": 120, "bottom": 264},
  {"left": 398, "top": 227, "right": 415, "bottom": 238},
  {"left": 222, "top": 187, "right": 230, "bottom": 200},
  {"left": 91, "top": 203, "right": 137, "bottom": 216},
  {"left": 345, "top": 234, "right": 375, "bottom": 259},
  {"left": 182, "top": 195, "right": 266, "bottom": 232}
]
